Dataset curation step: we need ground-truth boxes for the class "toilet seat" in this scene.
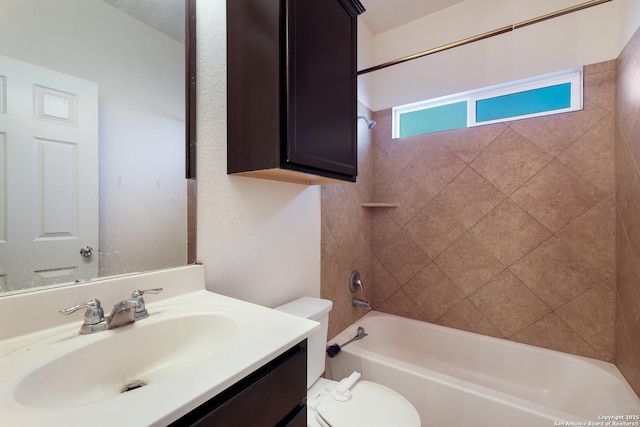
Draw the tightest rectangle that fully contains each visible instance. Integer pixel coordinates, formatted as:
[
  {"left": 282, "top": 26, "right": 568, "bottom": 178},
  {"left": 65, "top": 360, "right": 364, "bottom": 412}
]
[{"left": 307, "top": 378, "right": 420, "bottom": 427}]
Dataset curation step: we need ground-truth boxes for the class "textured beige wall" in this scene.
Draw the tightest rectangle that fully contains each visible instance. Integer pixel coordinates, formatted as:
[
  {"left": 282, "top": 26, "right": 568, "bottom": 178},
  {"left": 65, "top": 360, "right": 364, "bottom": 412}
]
[
  {"left": 196, "top": 0, "right": 321, "bottom": 307},
  {"left": 322, "top": 60, "right": 617, "bottom": 361},
  {"left": 615, "top": 27, "right": 640, "bottom": 396}
]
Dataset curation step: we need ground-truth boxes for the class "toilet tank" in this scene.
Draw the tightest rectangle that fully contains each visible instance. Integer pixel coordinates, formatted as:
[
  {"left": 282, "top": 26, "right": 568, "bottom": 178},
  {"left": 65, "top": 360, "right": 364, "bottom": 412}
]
[{"left": 275, "top": 297, "right": 332, "bottom": 388}]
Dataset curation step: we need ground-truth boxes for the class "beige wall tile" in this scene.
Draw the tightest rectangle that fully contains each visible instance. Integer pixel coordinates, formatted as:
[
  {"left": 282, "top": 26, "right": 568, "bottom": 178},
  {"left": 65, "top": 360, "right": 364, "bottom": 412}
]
[
  {"left": 556, "top": 279, "right": 616, "bottom": 361},
  {"left": 512, "top": 314, "right": 601, "bottom": 359},
  {"left": 441, "top": 123, "right": 507, "bottom": 163},
  {"left": 511, "top": 237, "right": 607, "bottom": 309},
  {"left": 435, "top": 299, "right": 503, "bottom": 338},
  {"left": 372, "top": 147, "right": 430, "bottom": 227},
  {"left": 556, "top": 195, "right": 616, "bottom": 276},
  {"left": 403, "top": 263, "right": 465, "bottom": 321},
  {"left": 321, "top": 183, "right": 351, "bottom": 234},
  {"left": 434, "top": 167, "right": 505, "bottom": 230},
  {"left": 584, "top": 60, "right": 616, "bottom": 75},
  {"left": 510, "top": 160, "right": 605, "bottom": 233},
  {"left": 434, "top": 233, "right": 505, "bottom": 295},
  {"left": 370, "top": 257, "right": 401, "bottom": 309},
  {"left": 629, "top": 322, "right": 640, "bottom": 395},
  {"left": 616, "top": 51, "right": 640, "bottom": 147},
  {"left": 469, "top": 270, "right": 551, "bottom": 337},
  {"left": 615, "top": 130, "right": 640, "bottom": 258},
  {"left": 371, "top": 210, "right": 430, "bottom": 285},
  {"left": 558, "top": 113, "right": 615, "bottom": 195},
  {"left": 378, "top": 289, "right": 425, "bottom": 321},
  {"left": 509, "top": 101, "right": 608, "bottom": 156},
  {"left": 470, "top": 128, "right": 552, "bottom": 195},
  {"left": 371, "top": 111, "right": 394, "bottom": 158},
  {"left": 404, "top": 200, "right": 466, "bottom": 260},
  {"left": 470, "top": 199, "right": 551, "bottom": 267},
  {"left": 383, "top": 130, "right": 450, "bottom": 169},
  {"left": 403, "top": 141, "right": 466, "bottom": 197},
  {"left": 615, "top": 297, "right": 640, "bottom": 396},
  {"left": 584, "top": 67, "right": 616, "bottom": 113},
  {"left": 616, "top": 221, "right": 640, "bottom": 335}
]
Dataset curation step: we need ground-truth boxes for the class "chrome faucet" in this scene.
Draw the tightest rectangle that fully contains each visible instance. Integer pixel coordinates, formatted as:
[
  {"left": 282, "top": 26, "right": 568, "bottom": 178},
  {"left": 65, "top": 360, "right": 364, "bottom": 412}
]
[
  {"left": 107, "top": 297, "right": 142, "bottom": 329},
  {"left": 352, "top": 297, "right": 371, "bottom": 309},
  {"left": 60, "top": 288, "right": 163, "bottom": 334}
]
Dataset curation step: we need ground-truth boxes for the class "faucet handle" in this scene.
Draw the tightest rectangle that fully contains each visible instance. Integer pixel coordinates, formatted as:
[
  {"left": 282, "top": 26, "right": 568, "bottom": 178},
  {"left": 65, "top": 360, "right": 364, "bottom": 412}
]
[
  {"left": 59, "top": 299, "right": 105, "bottom": 325},
  {"left": 131, "top": 288, "right": 163, "bottom": 320},
  {"left": 131, "top": 288, "right": 163, "bottom": 298}
]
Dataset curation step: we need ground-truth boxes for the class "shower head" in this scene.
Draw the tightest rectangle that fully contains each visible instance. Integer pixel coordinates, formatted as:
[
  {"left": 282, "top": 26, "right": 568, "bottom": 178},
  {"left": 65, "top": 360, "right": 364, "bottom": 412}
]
[{"left": 357, "top": 115, "right": 377, "bottom": 129}]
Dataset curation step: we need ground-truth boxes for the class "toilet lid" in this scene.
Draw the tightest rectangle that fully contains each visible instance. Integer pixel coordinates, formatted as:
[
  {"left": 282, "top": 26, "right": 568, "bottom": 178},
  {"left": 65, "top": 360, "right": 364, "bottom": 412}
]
[{"left": 310, "top": 380, "right": 421, "bottom": 427}]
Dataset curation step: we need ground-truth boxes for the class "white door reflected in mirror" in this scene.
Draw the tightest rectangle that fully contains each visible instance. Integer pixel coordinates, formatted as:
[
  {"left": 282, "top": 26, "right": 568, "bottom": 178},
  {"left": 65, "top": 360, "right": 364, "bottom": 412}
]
[
  {"left": 0, "top": 0, "right": 188, "bottom": 295},
  {"left": 0, "top": 54, "right": 99, "bottom": 290}
]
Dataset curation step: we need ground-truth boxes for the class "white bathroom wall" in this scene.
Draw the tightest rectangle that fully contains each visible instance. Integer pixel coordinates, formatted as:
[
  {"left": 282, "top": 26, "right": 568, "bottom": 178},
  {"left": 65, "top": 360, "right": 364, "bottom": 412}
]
[
  {"left": 0, "top": 0, "right": 186, "bottom": 277},
  {"left": 357, "top": 19, "right": 375, "bottom": 109},
  {"left": 368, "top": 0, "right": 622, "bottom": 111},
  {"left": 195, "top": 0, "right": 320, "bottom": 307},
  {"left": 621, "top": 0, "right": 640, "bottom": 46}
]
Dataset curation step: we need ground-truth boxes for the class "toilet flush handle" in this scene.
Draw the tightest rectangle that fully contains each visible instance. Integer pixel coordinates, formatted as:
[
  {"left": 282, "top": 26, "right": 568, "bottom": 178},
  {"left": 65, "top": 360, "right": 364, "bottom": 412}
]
[{"left": 332, "top": 371, "right": 362, "bottom": 402}]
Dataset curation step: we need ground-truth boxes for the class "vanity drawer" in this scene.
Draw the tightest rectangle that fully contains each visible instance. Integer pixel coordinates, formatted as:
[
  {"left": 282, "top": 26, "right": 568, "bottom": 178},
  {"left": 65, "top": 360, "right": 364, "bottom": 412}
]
[{"left": 170, "top": 340, "right": 307, "bottom": 427}]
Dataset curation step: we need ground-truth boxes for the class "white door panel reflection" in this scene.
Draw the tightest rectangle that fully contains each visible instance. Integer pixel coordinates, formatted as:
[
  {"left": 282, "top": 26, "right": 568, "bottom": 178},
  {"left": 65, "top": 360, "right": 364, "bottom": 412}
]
[{"left": 0, "top": 54, "right": 98, "bottom": 291}]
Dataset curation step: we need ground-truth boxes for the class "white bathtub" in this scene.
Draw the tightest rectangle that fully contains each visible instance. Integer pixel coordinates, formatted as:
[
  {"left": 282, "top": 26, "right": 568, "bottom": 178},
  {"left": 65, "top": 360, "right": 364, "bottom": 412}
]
[{"left": 326, "top": 311, "right": 640, "bottom": 427}]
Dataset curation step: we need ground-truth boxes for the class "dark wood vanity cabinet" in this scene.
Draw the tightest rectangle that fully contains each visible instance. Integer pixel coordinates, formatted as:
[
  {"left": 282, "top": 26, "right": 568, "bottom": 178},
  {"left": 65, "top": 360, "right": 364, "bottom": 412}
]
[
  {"left": 169, "top": 340, "right": 307, "bottom": 427},
  {"left": 227, "top": 0, "right": 365, "bottom": 185}
]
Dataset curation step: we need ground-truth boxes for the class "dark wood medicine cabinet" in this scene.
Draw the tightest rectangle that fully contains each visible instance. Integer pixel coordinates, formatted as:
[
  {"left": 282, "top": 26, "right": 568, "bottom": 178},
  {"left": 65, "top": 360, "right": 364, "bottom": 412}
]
[{"left": 227, "top": 0, "right": 366, "bottom": 185}]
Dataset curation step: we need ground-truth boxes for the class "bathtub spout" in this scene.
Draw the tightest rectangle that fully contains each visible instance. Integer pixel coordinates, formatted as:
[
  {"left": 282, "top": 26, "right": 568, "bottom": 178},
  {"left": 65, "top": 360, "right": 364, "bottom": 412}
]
[{"left": 352, "top": 297, "right": 371, "bottom": 309}]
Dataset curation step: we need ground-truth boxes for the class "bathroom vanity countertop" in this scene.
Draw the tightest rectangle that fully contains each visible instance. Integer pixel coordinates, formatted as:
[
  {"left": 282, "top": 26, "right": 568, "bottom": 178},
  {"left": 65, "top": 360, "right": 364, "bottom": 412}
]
[{"left": 0, "top": 283, "right": 319, "bottom": 426}]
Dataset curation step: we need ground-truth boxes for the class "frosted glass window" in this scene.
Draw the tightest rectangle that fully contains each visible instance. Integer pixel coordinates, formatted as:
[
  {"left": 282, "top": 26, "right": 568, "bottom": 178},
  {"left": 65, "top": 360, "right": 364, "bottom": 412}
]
[
  {"left": 399, "top": 101, "right": 467, "bottom": 137},
  {"left": 392, "top": 68, "right": 582, "bottom": 139},
  {"left": 476, "top": 83, "right": 572, "bottom": 123}
]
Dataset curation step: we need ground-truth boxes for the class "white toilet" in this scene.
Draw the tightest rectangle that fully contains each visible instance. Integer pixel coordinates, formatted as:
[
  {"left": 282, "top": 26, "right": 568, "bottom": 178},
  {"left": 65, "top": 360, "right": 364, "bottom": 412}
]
[{"left": 276, "top": 297, "right": 421, "bottom": 427}]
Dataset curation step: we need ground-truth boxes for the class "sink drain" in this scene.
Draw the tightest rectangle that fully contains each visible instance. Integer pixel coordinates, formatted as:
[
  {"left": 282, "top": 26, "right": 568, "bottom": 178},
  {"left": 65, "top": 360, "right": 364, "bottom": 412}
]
[{"left": 121, "top": 379, "right": 147, "bottom": 393}]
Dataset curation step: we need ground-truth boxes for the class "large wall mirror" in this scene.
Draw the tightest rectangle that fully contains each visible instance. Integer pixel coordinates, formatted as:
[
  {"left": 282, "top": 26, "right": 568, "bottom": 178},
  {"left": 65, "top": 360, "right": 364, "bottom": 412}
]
[{"left": 0, "top": 0, "right": 194, "bottom": 295}]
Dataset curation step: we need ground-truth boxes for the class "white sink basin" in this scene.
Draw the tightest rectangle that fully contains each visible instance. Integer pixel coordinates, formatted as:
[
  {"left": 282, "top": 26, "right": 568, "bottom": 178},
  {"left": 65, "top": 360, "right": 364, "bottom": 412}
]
[
  {"left": 14, "top": 312, "right": 239, "bottom": 408},
  {"left": 0, "top": 284, "right": 318, "bottom": 427}
]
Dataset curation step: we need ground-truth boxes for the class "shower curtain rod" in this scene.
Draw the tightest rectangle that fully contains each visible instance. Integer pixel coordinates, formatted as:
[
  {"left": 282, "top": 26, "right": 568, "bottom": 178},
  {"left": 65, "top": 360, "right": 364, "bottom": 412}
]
[{"left": 357, "top": 0, "right": 613, "bottom": 75}]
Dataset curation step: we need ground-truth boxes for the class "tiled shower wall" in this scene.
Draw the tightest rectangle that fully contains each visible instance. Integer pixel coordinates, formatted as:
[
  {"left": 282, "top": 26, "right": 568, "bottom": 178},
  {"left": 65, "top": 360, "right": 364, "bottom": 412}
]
[
  {"left": 321, "top": 103, "right": 375, "bottom": 340},
  {"left": 615, "top": 28, "right": 640, "bottom": 395},
  {"left": 369, "top": 61, "right": 616, "bottom": 361},
  {"left": 322, "top": 60, "right": 617, "bottom": 361}
]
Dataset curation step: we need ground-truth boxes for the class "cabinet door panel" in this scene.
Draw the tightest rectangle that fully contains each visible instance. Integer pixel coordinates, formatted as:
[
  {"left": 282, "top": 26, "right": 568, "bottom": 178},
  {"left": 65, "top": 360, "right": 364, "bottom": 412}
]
[
  {"left": 226, "top": 0, "right": 281, "bottom": 173},
  {"left": 168, "top": 342, "right": 307, "bottom": 427},
  {"left": 286, "top": 0, "right": 357, "bottom": 177}
]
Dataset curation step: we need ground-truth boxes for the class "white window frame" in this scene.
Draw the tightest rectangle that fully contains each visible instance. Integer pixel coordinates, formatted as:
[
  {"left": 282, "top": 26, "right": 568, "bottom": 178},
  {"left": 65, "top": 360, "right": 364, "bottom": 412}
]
[{"left": 392, "top": 67, "right": 583, "bottom": 139}]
